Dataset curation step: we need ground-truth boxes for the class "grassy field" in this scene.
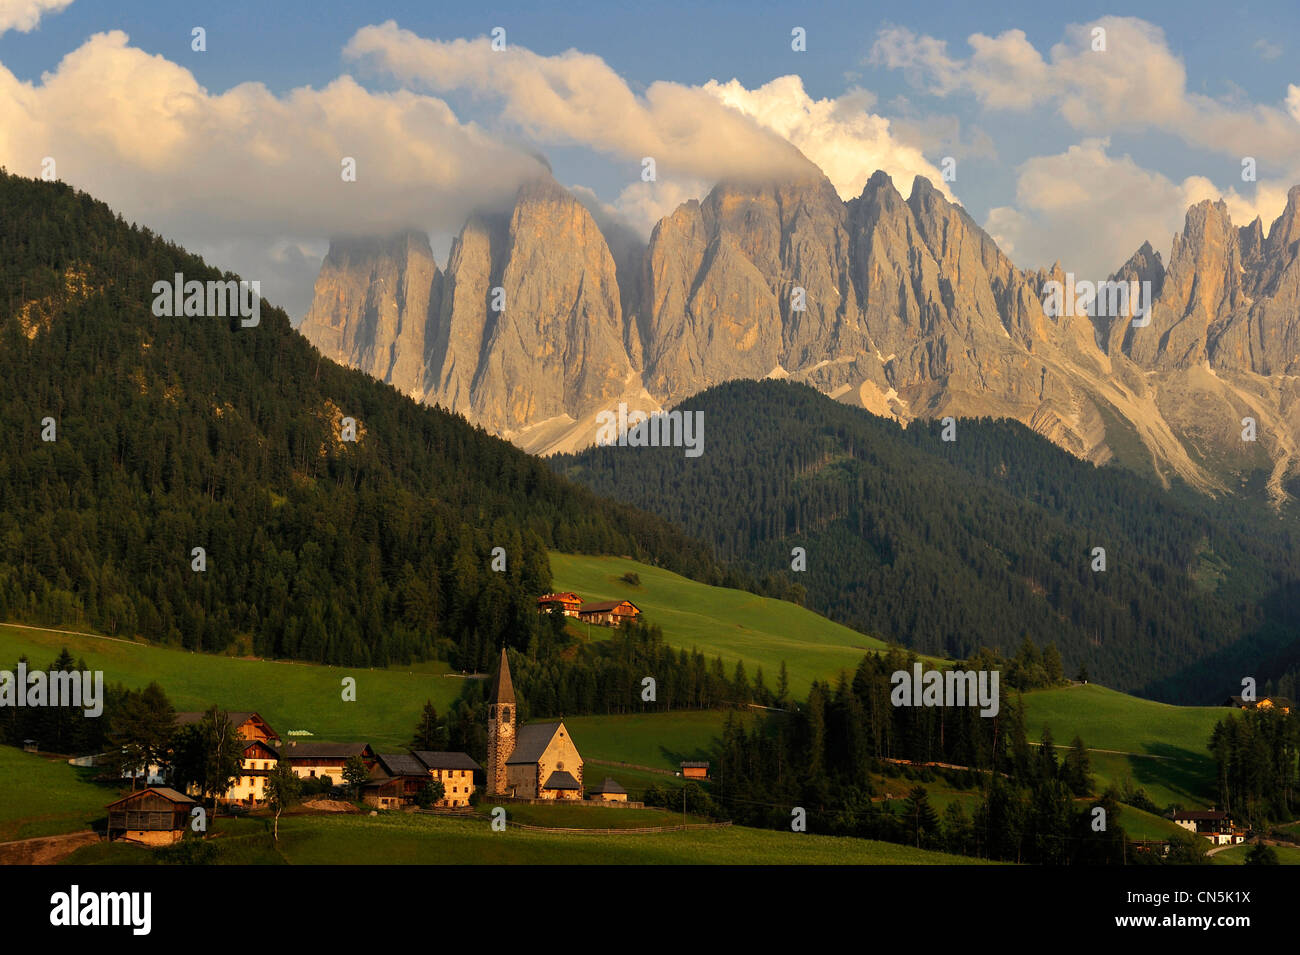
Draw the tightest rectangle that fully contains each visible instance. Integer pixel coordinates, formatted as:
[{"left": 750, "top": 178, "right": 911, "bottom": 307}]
[
  {"left": 62, "top": 817, "right": 285, "bottom": 865},
  {"left": 1211, "top": 843, "right": 1300, "bottom": 865},
  {"left": 0, "top": 623, "right": 464, "bottom": 749},
  {"left": 1115, "top": 804, "right": 1196, "bottom": 842},
  {"left": 0, "top": 745, "right": 123, "bottom": 841},
  {"left": 482, "top": 803, "right": 710, "bottom": 828},
  {"left": 1024, "top": 683, "right": 1222, "bottom": 808},
  {"left": 565, "top": 711, "right": 726, "bottom": 769},
  {"left": 550, "top": 553, "right": 905, "bottom": 694},
  {"left": 66, "top": 810, "right": 989, "bottom": 865}
]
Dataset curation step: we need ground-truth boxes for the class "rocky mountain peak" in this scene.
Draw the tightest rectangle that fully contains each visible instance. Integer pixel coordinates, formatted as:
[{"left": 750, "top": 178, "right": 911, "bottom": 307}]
[{"left": 300, "top": 165, "right": 1300, "bottom": 505}]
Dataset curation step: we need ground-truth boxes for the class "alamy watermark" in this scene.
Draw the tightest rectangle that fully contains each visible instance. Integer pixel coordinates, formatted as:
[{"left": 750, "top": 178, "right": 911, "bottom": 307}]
[
  {"left": 890, "top": 662, "right": 999, "bottom": 717},
  {"left": 151, "top": 273, "right": 260, "bottom": 327},
  {"left": 595, "top": 402, "right": 704, "bottom": 458},
  {"left": 50, "top": 885, "right": 150, "bottom": 935},
  {"left": 0, "top": 663, "right": 104, "bottom": 717},
  {"left": 1042, "top": 273, "right": 1151, "bottom": 327}
]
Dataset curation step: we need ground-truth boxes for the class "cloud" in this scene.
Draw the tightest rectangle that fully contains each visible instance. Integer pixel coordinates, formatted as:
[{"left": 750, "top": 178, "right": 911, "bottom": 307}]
[
  {"left": 1255, "top": 38, "right": 1283, "bottom": 62},
  {"left": 0, "top": 30, "right": 545, "bottom": 309},
  {"left": 699, "top": 76, "right": 952, "bottom": 200},
  {"left": 0, "top": 0, "right": 72, "bottom": 35},
  {"left": 983, "top": 139, "right": 1287, "bottom": 277},
  {"left": 345, "top": 21, "right": 949, "bottom": 201},
  {"left": 872, "top": 17, "right": 1300, "bottom": 167}
]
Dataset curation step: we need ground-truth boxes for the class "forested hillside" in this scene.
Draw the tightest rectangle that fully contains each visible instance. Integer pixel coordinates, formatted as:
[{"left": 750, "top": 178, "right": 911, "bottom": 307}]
[
  {"left": 0, "top": 172, "right": 723, "bottom": 670},
  {"left": 553, "top": 380, "right": 1300, "bottom": 701}
]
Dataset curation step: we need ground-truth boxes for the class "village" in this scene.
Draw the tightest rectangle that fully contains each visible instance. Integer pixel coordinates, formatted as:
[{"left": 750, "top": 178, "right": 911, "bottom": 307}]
[
  {"left": 103, "top": 593, "right": 700, "bottom": 847},
  {"left": 37, "top": 590, "right": 1284, "bottom": 858}
]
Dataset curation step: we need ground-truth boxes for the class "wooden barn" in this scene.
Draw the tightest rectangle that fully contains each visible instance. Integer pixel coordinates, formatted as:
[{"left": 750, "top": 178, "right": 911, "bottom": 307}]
[
  {"left": 106, "top": 787, "right": 196, "bottom": 846},
  {"left": 364, "top": 753, "right": 433, "bottom": 808},
  {"left": 680, "top": 761, "right": 710, "bottom": 780},
  {"left": 577, "top": 600, "right": 641, "bottom": 627}
]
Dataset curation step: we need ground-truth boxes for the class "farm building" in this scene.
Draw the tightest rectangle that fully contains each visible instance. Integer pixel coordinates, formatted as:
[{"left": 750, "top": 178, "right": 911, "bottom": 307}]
[
  {"left": 1222, "top": 695, "right": 1292, "bottom": 714},
  {"left": 223, "top": 738, "right": 280, "bottom": 806},
  {"left": 537, "top": 592, "right": 583, "bottom": 617},
  {"left": 174, "top": 711, "right": 279, "bottom": 743},
  {"left": 363, "top": 753, "right": 430, "bottom": 808},
  {"left": 279, "top": 741, "right": 376, "bottom": 783},
  {"left": 412, "top": 751, "right": 481, "bottom": 807},
  {"left": 590, "top": 778, "right": 628, "bottom": 802},
  {"left": 363, "top": 752, "right": 481, "bottom": 809},
  {"left": 485, "top": 649, "right": 584, "bottom": 800},
  {"left": 680, "top": 761, "right": 710, "bottom": 780},
  {"left": 361, "top": 776, "right": 407, "bottom": 810},
  {"left": 106, "top": 787, "right": 196, "bottom": 846},
  {"left": 1171, "top": 809, "right": 1246, "bottom": 846},
  {"left": 577, "top": 600, "right": 641, "bottom": 627}
]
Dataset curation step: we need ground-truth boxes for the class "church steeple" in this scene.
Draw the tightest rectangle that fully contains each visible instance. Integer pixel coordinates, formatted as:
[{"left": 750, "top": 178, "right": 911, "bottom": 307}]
[
  {"left": 489, "top": 647, "right": 515, "bottom": 705},
  {"left": 486, "top": 648, "right": 517, "bottom": 796}
]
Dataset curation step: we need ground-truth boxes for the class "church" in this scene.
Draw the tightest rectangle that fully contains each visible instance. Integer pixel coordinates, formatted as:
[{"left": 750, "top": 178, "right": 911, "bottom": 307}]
[{"left": 486, "top": 649, "right": 584, "bottom": 800}]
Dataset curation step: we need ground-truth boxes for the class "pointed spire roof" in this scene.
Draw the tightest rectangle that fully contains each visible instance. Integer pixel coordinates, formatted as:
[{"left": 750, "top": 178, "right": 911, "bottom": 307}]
[{"left": 489, "top": 648, "right": 515, "bottom": 705}]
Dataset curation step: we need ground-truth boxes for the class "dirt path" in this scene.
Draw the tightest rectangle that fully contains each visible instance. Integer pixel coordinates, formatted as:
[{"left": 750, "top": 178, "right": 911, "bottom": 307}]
[
  {"left": 0, "top": 830, "right": 100, "bottom": 865},
  {"left": 0, "top": 621, "right": 140, "bottom": 645}
]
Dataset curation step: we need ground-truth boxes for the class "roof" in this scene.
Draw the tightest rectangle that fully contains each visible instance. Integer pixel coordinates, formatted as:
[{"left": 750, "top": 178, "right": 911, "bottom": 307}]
[
  {"left": 506, "top": 722, "right": 566, "bottom": 765},
  {"left": 413, "top": 751, "right": 482, "bottom": 771},
  {"left": 680, "top": 761, "right": 710, "bottom": 769},
  {"left": 1173, "top": 810, "right": 1229, "bottom": 821},
  {"left": 537, "top": 592, "right": 581, "bottom": 603},
  {"left": 489, "top": 648, "right": 516, "bottom": 706},
  {"left": 106, "top": 786, "right": 196, "bottom": 809},
  {"left": 280, "top": 742, "right": 373, "bottom": 760},
  {"left": 578, "top": 600, "right": 639, "bottom": 613},
  {"left": 594, "top": 777, "right": 626, "bottom": 794},
  {"left": 542, "top": 770, "right": 581, "bottom": 791},
  {"left": 175, "top": 711, "right": 262, "bottom": 728},
  {"left": 374, "top": 753, "right": 428, "bottom": 777}
]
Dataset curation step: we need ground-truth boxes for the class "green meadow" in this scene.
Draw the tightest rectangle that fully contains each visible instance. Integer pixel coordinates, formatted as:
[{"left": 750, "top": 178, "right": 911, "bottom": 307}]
[
  {"left": 564, "top": 711, "right": 725, "bottom": 769},
  {"left": 64, "top": 810, "right": 989, "bottom": 865},
  {"left": 1023, "top": 683, "right": 1222, "bottom": 808},
  {"left": 0, "top": 745, "right": 121, "bottom": 841},
  {"left": 550, "top": 552, "right": 900, "bottom": 693},
  {"left": 0, "top": 623, "right": 463, "bottom": 750}
]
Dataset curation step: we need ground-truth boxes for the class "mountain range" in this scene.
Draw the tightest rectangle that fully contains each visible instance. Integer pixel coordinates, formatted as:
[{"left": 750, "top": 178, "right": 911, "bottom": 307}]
[{"left": 299, "top": 165, "right": 1300, "bottom": 505}]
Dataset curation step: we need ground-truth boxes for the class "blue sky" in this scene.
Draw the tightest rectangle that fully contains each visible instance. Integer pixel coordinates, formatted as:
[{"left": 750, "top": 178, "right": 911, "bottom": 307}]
[{"left": 3, "top": 0, "right": 1298, "bottom": 315}]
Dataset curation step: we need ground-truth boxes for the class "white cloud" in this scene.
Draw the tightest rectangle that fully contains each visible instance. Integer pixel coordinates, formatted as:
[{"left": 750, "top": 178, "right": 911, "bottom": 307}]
[
  {"left": 1255, "top": 38, "right": 1283, "bottom": 62},
  {"left": 345, "top": 22, "right": 949, "bottom": 201},
  {"left": 0, "top": 0, "right": 72, "bottom": 35},
  {"left": 611, "top": 178, "right": 709, "bottom": 237},
  {"left": 0, "top": 30, "right": 545, "bottom": 310},
  {"left": 699, "top": 75, "right": 951, "bottom": 200},
  {"left": 983, "top": 139, "right": 1287, "bottom": 277},
  {"left": 872, "top": 17, "right": 1300, "bottom": 165}
]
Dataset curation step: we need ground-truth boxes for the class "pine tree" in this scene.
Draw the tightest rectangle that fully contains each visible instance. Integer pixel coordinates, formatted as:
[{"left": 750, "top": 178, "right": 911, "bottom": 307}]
[
  {"left": 903, "top": 785, "right": 938, "bottom": 848},
  {"left": 1063, "top": 735, "right": 1093, "bottom": 796},
  {"left": 410, "top": 700, "right": 447, "bottom": 750}
]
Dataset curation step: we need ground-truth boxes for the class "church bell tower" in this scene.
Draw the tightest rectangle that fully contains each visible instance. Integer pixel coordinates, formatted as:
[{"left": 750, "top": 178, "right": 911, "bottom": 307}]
[{"left": 486, "top": 648, "right": 516, "bottom": 796}]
